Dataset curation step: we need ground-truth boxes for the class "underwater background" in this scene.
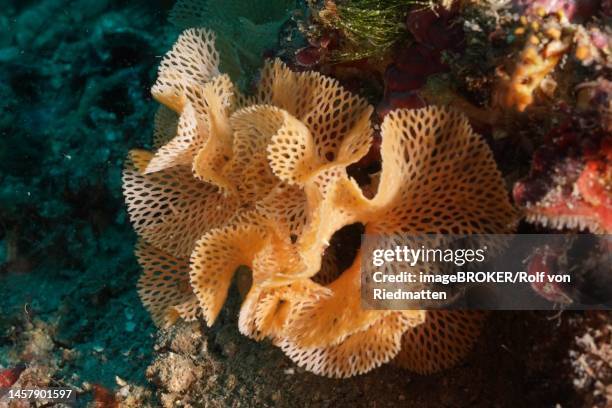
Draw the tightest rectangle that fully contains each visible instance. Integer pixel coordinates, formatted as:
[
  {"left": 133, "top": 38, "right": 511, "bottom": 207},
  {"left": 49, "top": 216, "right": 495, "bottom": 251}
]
[
  {"left": 0, "top": 0, "right": 175, "bottom": 390},
  {"left": 1, "top": 0, "right": 610, "bottom": 406}
]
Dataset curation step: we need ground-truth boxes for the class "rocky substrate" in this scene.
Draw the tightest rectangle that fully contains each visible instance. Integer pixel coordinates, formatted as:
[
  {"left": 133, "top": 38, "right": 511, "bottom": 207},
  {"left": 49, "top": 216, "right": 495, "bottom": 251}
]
[{"left": 143, "top": 292, "right": 595, "bottom": 408}]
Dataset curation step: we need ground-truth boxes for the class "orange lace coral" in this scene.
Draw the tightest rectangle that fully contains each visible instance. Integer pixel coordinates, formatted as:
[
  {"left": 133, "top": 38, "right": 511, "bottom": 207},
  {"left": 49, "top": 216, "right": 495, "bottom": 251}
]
[{"left": 123, "top": 28, "right": 517, "bottom": 378}]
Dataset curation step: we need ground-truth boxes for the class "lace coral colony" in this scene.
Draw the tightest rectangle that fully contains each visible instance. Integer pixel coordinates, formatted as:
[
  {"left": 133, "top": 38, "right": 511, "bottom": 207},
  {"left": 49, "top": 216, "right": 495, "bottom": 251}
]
[{"left": 122, "top": 27, "right": 518, "bottom": 378}]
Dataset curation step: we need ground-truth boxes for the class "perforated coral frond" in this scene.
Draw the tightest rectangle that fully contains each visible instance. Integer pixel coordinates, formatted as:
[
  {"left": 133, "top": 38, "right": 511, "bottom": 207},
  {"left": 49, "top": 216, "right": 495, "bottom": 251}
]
[
  {"left": 152, "top": 28, "right": 220, "bottom": 112},
  {"left": 394, "top": 310, "right": 487, "bottom": 374},
  {"left": 153, "top": 106, "right": 179, "bottom": 149},
  {"left": 128, "top": 149, "right": 155, "bottom": 173},
  {"left": 366, "top": 107, "right": 517, "bottom": 235},
  {"left": 189, "top": 211, "right": 305, "bottom": 326},
  {"left": 251, "top": 232, "right": 304, "bottom": 284},
  {"left": 145, "top": 103, "right": 200, "bottom": 173},
  {"left": 147, "top": 75, "right": 235, "bottom": 174},
  {"left": 136, "top": 241, "right": 199, "bottom": 328},
  {"left": 283, "top": 255, "right": 422, "bottom": 349},
  {"left": 301, "top": 92, "right": 373, "bottom": 169},
  {"left": 221, "top": 105, "right": 287, "bottom": 203},
  {"left": 292, "top": 168, "right": 364, "bottom": 280},
  {"left": 320, "top": 107, "right": 517, "bottom": 236},
  {"left": 269, "top": 107, "right": 514, "bottom": 375},
  {"left": 260, "top": 60, "right": 374, "bottom": 186},
  {"left": 249, "top": 280, "right": 331, "bottom": 340},
  {"left": 191, "top": 93, "right": 235, "bottom": 192},
  {"left": 254, "top": 60, "right": 371, "bottom": 124},
  {"left": 123, "top": 156, "right": 238, "bottom": 258},
  {"left": 257, "top": 185, "right": 309, "bottom": 241},
  {"left": 237, "top": 259, "right": 335, "bottom": 340},
  {"left": 279, "top": 311, "right": 423, "bottom": 378},
  {"left": 251, "top": 60, "right": 304, "bottom": 113},
  {"left": 266, "top": 110, "right": 317, "bottom": 185},
  {"left": 150, "top": 71, "right": 187, "bottom": 114},
  {"left": 189, "top": 215, "right": 269, "bottom": 325}
]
